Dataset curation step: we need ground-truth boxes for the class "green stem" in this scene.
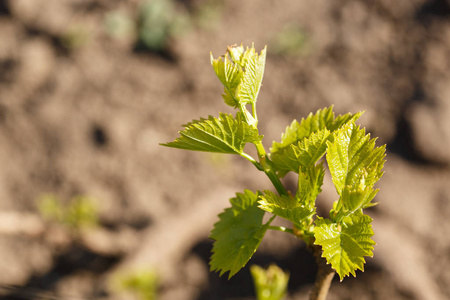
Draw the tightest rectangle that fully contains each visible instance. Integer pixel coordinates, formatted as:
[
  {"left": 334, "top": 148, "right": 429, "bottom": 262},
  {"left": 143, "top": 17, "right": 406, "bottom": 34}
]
[
  {"left": 252, "top": 102, "right": 258, "bottom": 125},
  {"left": 265, "top": 169, "right": 287, "bottom": 196},
  {"left": 254, "top": 141, "right": 287, "bottom": 196},
  {"left": 268, "top": 226, "right": 294, "bottom": 234},
  {"left": 242, "top": 144, "right": 286, "bottom": 196},
  {"left": 240, "top": 101, "right": 287, "bottom": 196},
  {"left": 267, "top": 214, "right": 277, "bottom": 224},
  {"left": 239, "top": 103, "right": 256, "bottom": 126},
  {"left": 240, "top": 152, "right": 264, "bottom": 171}
]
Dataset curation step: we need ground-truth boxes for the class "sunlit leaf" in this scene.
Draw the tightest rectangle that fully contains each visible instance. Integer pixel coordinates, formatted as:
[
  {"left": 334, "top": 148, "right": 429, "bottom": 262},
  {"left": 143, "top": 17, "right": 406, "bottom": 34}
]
[
  {"left": 236, "top": 46, "right": 267, "bottom": 105},
  {"left": 161, "top": 113, "right": 261, "bottom": 154},
  {"left": 271, "top": 129, "right": 330, "bottom": 176},
  {"left": 314, "top": 213, "right": 375, "bottom": 281},
  {"left": 341, "top": 186, "right": 379, "bottom": 212},
  {"left": 210, "top": 190, "right": 269, "bottom": 279},
  {"left": 211, "top": 44, "right": 267, "bottom": 108},
  {"left": 296, "top": 163, "right": 325, "bottom": 208},
  {"left": 271, "top": 106, "right": 361, "bottom": 154},
  {"left": 326, "top": 123, "right": 385, "bottom": 196},
  {"left": 258, "top": 190, "right": 314, "bottom": 228},
  {"left": 211, "top": 52, "right": 243, "bottom": 107}
]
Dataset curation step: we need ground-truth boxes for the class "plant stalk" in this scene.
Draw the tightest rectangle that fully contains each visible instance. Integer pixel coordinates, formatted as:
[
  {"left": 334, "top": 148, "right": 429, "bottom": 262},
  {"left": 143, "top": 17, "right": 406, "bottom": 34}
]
[
  {"left": 268, "top": 226, "right": 294, "bottom": 234},
  {"left": 240, "top": 152, "right": 264, "bottom": 171},
  {"left": 309, "top": 245, "right": 335, "bottom": 300},
  {"left": 253, "top": 141, "right": 288, "bottom": 196},
  {"left": 264, "top": 168, "right": 287, "bottom": 196}
]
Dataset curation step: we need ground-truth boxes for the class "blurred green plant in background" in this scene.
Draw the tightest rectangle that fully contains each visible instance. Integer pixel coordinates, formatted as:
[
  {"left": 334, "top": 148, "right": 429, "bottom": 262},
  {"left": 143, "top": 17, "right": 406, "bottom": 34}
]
[
  {"left": 136, "top": 0, "right": 190, "bottom": 52},
  {"left": 251, "top": 264, "right": 290, "bottom": 300},
  {"left": 38, "top": 194, "right": 98, "bottom": 230},
  {"left": 104, "top": 10, "right": 136, "bottom": 40},
  {"left": 104, "top": 0, "right": 190, "bottom": 53},
  {"left": 192, "top": 0, "right": 223, "bottom": 31},
  {"left": 60, "top": 25, "right": 91, "bottom": 50},
  {"left": 114, "top": 270, "right": 158, "bottom": 300},
  {"left": 104, "top": 0, "right": 223, "bottom": 53},
  {"left": 270, "top": 24, "right": 311, "bottom": 57}
]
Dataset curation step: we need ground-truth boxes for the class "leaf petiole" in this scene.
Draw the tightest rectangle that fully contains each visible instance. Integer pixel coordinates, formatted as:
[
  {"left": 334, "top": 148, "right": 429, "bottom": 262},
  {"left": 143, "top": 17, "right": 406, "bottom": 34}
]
[
  {"left": 253, "top": 141, "right": 288, "bottom": 196},
  {"left": 268, "top": 226, "right": 295, "bottom": 235},
  {"left": 251, "top": 102, "right": 258, "bottom": 125},
  {"left": 240, "top": 152, "right": 264, "bottom": 171}
]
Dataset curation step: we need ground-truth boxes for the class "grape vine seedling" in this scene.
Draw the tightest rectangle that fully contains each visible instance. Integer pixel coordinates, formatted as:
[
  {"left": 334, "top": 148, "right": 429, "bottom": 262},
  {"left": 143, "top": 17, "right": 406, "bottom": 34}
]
[{"left": 161, "top": 44, "right": 386, "bottom": 300}]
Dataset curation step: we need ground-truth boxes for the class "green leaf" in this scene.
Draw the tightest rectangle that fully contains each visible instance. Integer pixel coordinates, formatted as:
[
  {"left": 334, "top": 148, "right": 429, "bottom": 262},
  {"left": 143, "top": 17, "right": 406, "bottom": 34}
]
[
  {"left": 161, "top": 113, "right": 261, "bottom": 154},
  {"left": 340, "top": 186, "right": 379, "bottom": 213},
  {"left": 271, "top": 106, "right": 361, "bottom": 154},
  {"left": 271, "top": 128, "right": 330, "bottom": 175},
  {"left": 313, "top": 213, "right": 375, "bottom": 281},
  {"left": 210, "top": 51, "right": 243, "bottom": 108},
  {"left": 235, "top": 46, "right": 267, "bottom": 105},
  {"left": 210, "top": 190, "right": 269, "bottom": 279},
  {"left": 326, "top": 122, "right": 386, "bottom": 196},
  {"left": 258, "top": 190, "right": 314, "bottom": 229},
  {"left": 211, "top": 45, "right": 267, "bottom": 108},
  {"left": 296, "top": 163, "right": 325, "bottom": 208},
  {"left": 331, "top": 185, "right": 379, "bottom": 222}
]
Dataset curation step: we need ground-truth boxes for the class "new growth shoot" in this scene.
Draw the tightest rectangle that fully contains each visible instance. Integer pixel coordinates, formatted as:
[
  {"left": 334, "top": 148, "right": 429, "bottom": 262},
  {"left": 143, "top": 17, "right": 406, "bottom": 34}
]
[{"left": 162, "top": 44, "right": 386, "bottom": 299}]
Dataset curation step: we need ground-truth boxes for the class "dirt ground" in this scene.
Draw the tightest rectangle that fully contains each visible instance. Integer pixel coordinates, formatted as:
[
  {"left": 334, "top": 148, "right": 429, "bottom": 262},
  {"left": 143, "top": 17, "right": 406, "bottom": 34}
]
[{"left": 1, "top": 0, "right": 450, "bottom": 299}]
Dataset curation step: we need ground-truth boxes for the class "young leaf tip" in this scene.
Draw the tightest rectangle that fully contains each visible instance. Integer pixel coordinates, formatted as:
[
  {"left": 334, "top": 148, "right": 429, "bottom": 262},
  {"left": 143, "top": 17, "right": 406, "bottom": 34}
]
[
  {"left": 210, "top": 43, "right": 267, "bottom": 109},
  {"left": 163, "top": 43, "right": 386, "bottom": 290}
]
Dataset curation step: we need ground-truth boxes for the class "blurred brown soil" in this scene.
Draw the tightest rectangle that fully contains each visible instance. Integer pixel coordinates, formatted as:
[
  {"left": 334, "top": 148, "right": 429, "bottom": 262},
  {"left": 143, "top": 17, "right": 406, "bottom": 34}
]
[{"left": 0, "top": 0, "right": 450, "bottom": 299}]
